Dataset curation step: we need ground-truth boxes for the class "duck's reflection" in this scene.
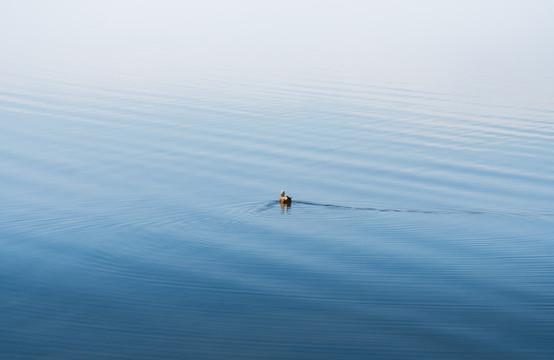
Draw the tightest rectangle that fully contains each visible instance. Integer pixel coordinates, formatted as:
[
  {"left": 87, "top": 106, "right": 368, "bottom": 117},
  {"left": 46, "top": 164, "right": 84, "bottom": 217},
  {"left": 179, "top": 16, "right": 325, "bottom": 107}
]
[{"left": 280, "top": 201, "right": 292, "bottom": 213}]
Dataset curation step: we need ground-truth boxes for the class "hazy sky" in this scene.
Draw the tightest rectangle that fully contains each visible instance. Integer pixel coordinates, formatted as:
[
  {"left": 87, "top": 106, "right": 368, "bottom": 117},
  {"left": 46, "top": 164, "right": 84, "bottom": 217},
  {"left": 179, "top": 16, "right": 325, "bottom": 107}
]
[{"left": 3, "top": 0, "right": 554, "bottom": 83}]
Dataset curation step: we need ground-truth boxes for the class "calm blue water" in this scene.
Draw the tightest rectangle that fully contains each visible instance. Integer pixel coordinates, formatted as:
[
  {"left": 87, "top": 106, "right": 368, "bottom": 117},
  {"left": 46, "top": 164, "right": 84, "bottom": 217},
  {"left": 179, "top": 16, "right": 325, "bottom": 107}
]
[{"left": 1, "top": 65, "right": 553, "bottom": 359}]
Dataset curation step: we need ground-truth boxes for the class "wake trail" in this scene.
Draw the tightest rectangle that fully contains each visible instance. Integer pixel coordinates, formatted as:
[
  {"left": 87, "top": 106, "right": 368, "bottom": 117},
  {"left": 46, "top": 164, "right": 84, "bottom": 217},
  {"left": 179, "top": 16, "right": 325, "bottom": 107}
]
[{"left": 257, "top": 200, "right": 554, "bottom": 218}]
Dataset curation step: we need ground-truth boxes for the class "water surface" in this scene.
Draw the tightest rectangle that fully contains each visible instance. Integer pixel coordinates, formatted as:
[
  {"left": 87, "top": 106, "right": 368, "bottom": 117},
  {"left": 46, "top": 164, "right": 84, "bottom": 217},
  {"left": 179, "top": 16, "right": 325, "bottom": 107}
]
[{"left": 1, "top": 65, "right": 553, "bottom": 359}]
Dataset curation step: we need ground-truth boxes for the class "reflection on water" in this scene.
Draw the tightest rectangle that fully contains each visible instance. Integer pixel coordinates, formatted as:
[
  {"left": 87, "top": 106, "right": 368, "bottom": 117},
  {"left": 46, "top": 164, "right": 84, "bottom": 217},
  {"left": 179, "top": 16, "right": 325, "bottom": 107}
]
[
  {"left": 1, "top": 65, "right": 554, "bottom": 359},
  {"left": 280, "top": 201, "right": 292, "bottom": 213}
]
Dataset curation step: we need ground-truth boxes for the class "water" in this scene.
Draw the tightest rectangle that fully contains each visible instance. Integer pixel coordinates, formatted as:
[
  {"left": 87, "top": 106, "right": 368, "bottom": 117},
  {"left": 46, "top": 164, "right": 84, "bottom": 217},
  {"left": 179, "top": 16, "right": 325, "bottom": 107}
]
[{"left": 1, "top": 64, "right": 553, "bottom": 359}]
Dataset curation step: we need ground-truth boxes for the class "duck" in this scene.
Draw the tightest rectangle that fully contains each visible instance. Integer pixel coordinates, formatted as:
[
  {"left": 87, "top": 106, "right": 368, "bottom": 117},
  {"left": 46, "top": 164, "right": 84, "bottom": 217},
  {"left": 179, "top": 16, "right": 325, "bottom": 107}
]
[{"left": 278, "top": 190, "right": 292, "bottom": 205}]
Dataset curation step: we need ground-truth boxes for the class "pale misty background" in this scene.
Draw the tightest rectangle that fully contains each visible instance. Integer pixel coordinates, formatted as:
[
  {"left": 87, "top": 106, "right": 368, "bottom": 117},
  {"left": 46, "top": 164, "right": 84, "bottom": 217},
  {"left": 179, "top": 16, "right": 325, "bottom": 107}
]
[{"left": 3, "top": 0, "right": 554, "bottom": 98}]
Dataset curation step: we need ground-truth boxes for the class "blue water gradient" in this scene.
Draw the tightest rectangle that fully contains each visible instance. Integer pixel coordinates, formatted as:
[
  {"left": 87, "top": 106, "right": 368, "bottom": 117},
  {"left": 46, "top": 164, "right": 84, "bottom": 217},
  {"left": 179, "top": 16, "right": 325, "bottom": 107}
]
[{"left": 1, "top": 66, "right": 553, "bottom": 359}]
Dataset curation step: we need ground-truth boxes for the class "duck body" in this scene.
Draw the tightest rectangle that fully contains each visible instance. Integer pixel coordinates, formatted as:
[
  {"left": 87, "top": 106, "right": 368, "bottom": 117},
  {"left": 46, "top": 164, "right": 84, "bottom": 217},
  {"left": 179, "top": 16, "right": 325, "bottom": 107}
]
[
  {"left": 279, "top": 196, "right": 292, "bottom": 205},
  {"left": 278, "top": 190, "right": 292, "bottom": 205}
]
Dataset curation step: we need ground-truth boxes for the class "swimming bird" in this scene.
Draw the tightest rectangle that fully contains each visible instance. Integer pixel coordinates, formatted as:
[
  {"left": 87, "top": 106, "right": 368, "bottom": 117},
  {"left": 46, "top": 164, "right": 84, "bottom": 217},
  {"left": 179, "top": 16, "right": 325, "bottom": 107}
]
[{"left": 278, "top": 190, "right": 292, "bottom": 205}]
